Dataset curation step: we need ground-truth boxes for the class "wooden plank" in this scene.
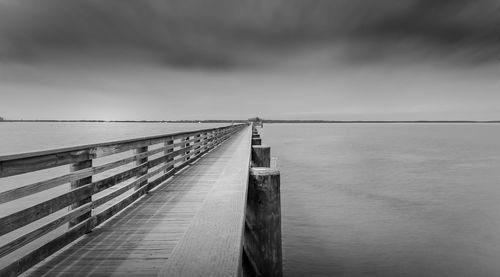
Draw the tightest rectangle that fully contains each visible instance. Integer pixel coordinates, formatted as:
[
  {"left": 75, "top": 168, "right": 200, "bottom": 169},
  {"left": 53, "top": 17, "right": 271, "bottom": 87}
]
[
  {"left": 0, "top": 125, "right": 244, "bottom": 178},
  {"left": 0, "top": 132, "right": 232, "bottom": 274},
  {"left": 88, "top": 131, "right": 236, "bottom": 238},
  {"left": 92, "top": 147, "right": 197, "bottom": 209},
  {"left": 0, "top": 184, "right": 93, "bottom": 236},
  {"left": 164, "top": 139, "right": 174, "bottom": 174},
  {"left": 0, "top": 203, "right": 92, "bottom": 259},
  {"left": 159, "top": 126, "right": 251, "bottom": 277},
  {"left": 0, "top": 125, "right": 240, "bottom": 162},
  {"left": 0, "top": 216, "right": 94, "bottom": 277},
  {"left": 92, "top": 175, "right": 152, "bottom": 229},
  {"left": 0, "top": 146, "right": 170, "bottom": 204},
  {"left": 135, "top": 146, "right": 149, "bottom": 191},
  {"left": 91, "top": 160, "right": 175, "bottom": 209},
  {"left": 92, "top": 147, "right": 194, "bottom": 195},
  {"left": 69, "top": 159, "right": 92, "bottom": 227},
  {"left": 0, "top": 124, "right": 248, "bottom": 277}
]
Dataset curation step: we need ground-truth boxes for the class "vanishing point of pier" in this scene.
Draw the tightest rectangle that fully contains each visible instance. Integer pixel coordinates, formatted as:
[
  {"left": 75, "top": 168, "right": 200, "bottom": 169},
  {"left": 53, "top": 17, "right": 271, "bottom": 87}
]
[{"left": 0, "top": 122, "right": 282, "bottom": 276}]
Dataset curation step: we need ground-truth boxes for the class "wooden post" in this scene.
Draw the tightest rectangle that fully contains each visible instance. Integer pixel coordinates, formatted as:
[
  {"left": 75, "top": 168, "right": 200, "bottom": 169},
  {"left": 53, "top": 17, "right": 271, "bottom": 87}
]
[
  {"left": 245, "top": 168, "right": 282, "bottom": 277},
  {"left": 185, "top": 136, "right": 191, "bottom": 161},
  {"left": 194, "top": 134, "right": 202, "bottom": 155},
  {"left": 69, "top": 159, "right": 92, "bottom": 228},
  {"left": 252, "top": 145, "right": 270, "bottom": 167},
  {"left": 136, "top": 146, "right": 148, "bottom": 191},
  {"left": 252, "top": 138, "right": 262, "bottom": 146},
  {"left": 164, "top": 139, "right": 174, "bottom": 173}
]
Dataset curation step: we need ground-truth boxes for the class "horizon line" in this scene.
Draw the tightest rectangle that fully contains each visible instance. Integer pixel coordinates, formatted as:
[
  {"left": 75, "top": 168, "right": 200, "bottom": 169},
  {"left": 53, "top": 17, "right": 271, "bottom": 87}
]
[{"left": 1, "top": 119, "right": 500, "bottom": 123}]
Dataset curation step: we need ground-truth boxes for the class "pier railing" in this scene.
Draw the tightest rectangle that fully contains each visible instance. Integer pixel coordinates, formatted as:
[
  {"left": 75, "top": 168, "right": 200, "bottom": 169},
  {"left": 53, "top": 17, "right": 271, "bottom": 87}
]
[{"left": 0, "top": 123, "right": 246, "bottom": 276}]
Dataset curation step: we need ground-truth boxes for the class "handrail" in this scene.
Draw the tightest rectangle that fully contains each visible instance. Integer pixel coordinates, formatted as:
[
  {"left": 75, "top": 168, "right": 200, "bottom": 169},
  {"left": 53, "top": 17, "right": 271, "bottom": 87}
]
[
  {"left": 0, "top": 123, "right": 247, "bottom": 277},
  {"left": 0, "top": 125, "right": 243, "bottom": 177}
]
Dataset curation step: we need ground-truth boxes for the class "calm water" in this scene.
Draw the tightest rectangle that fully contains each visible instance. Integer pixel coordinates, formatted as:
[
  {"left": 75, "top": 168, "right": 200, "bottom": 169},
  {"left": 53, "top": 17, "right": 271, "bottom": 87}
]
[
  {"left": 0, "top": 122, "right": 227, "bottom": 267},
  {"left": 1, "top": 123, "right": 500, "bottom": 276},
  {"left": 0, "top": 122, "right": 227, "bottom": 156},
  {"left": 259, "top": 124, "right": 500, "bottom": 277}
]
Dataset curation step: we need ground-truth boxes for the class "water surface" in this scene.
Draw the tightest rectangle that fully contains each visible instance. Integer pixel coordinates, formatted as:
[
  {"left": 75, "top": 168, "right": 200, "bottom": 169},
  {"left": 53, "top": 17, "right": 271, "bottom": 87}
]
[{"left": 260, "top": 123, "right": 500, "bottom": 277}]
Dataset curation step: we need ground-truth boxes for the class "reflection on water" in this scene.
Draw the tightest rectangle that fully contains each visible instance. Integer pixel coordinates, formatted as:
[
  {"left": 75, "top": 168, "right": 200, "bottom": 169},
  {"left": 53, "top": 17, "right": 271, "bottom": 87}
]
[{"left": 260, "top": 124, "right": 500, "bottom": 277}]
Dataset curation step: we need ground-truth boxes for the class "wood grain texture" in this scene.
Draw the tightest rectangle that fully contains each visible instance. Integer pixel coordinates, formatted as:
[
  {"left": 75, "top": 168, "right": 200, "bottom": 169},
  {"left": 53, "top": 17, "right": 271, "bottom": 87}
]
[
  {"left": 0, "top": 184, "right": 93, "bottom": 236},
  {"left": 245, "top": 168, "right": 282, "bottom": 277},
  {"left": 0, "top": 125, "right": 244, "bottom": 178},
  {"left": 251, "top": 146, "right": 271, "bottom": 167},
  {"left": 135, "top": 146, "right": 149, "bottom": 191},
  {"left": 14, "top": 125, "right": 250, "bottom": 277},
  {"left": 0, "top": 127, "right": 241, "bottom": 236},
  {"left": 159, "top": 126, "right": 252, "bottom": 277},
  {"left": 251, "top": 138, "right": 262, "bottom": 146},
  {"left": 0, "top": 203, "right": 92, "bottom": 259},
  {"left": 69, "top": 159, "right": 93, "bottom": 228}
]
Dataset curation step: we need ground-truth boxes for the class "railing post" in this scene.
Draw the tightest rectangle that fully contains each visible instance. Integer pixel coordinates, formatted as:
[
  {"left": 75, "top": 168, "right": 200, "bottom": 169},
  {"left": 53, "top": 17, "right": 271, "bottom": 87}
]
[
  {"left": 164, "top": 139, "right": 174, "bottom": 174},
  {"left": 136, "top": 146, "right": 148, "bottom": 191},
  {"left": 69, "top": 159, "right": 92, "bottom": 228},
  {"left": 213, "top": 130, "right": 220, "bottom": 147},
  {"left": 184, "top": 136, "right": 191, "bottom": 161},
  {"left": 194, "top": 133, "right": 202, "bottom": 155},
  {"left": 201, "top": 132, "right": 209, "bottom": 151}
]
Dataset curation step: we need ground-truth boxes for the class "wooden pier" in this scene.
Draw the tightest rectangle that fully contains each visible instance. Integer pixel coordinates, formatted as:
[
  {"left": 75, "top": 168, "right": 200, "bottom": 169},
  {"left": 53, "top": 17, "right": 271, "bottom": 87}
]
[{"left": 0, "top": 123, "right": 282, "bottom": 276}]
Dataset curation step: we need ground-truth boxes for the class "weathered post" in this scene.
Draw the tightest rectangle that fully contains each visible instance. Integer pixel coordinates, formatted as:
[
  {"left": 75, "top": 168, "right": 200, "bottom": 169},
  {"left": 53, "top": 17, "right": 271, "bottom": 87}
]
[
  {"left": 194, "top": 133, "right": 202, "bottom": 155},
  {"left": 244, "top": 126, "right": 282, "bottom": 277},
  {"left": 245, "top": 168, "right": 282, "bottom": 277},
  {"left": 252, "top": 145, "right": 271, "bottom": 167},
  {"left": 69, "top": 159, "right": 92, "bottom": 228},
  {"left": 252, "top": 138, "right": 262, "bottom": 145},
  {"left": 135, "top": 146, "right": 149, "bottom": 191},
  {"left": 184, "top": 136, "right": 191, "bottom": 161},
  {"left": 164, "top": 138, "right": 174, "bottom": 174}
]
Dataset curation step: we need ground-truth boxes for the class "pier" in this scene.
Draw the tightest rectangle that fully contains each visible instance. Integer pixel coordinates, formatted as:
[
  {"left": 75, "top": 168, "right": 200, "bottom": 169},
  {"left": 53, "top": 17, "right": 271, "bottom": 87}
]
[{"left": 0, "top": 123, "right": 282, "bottom": 276}]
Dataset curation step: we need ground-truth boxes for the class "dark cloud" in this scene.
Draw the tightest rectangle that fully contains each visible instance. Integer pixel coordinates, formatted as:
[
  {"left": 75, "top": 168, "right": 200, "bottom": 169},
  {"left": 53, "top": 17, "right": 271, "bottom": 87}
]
[{"left": 0, "top": 0, "right": 498, "bottom": 66}]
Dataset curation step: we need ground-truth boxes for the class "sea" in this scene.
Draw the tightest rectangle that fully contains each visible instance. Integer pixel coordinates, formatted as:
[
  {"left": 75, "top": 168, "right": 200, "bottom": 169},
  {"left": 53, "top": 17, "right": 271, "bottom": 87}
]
[{"left": 2, "top": 122, "right": 500, "bottom": 276}]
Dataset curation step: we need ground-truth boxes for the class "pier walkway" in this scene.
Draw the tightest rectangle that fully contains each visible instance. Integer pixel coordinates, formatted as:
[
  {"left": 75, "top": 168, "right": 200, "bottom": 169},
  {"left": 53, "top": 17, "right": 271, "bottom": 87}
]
[
  {"left": 25, "top": 126, "right": 251, "bottom": 276},
  {"left": 0, "top": 124, "right": 253, "bottom": 277}
]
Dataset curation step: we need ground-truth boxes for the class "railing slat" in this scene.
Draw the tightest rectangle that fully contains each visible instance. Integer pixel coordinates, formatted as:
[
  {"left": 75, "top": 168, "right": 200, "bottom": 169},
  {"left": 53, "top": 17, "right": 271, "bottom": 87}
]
[
  {"left": 0, "top": 203, "right": 92, "bottom": 259},
  {"left": 0, "top": 126, "right": 232, "bottom": 178},
  {"left": 0, "top": 124, "right": 247, "bottom": 277},
  {"left": 0, "top": 214, "right": 94, "bottom": 277},
  {"left": 0, "top": 145, "right": 173, "bottom": 204},
  {"left": 0, "top": 184, "right": 93, "bottom": 236},
  {"left": 0, "top": 136, "right": 226, "bottom": 237}
]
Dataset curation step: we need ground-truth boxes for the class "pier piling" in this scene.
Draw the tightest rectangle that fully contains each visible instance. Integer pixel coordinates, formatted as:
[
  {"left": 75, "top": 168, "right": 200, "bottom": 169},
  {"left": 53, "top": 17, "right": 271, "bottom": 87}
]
[
  {"left": 244, "top": 126, "right": 282, "bottom": 277},
  {"left": 245, "top": 168, "right": 282, "bottom": 277},
  {"left": 251, "top": 145, "right": 271, "bottom": 167},
  {"left": 251, "top": 138, "right": 262, "bottom": 145}
]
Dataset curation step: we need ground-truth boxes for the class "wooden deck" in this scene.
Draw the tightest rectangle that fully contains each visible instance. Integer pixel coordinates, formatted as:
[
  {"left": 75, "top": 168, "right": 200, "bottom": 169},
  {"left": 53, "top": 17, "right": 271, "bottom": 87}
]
[{"left": 22, "top": 126, "right": 252, "bottom": 277}]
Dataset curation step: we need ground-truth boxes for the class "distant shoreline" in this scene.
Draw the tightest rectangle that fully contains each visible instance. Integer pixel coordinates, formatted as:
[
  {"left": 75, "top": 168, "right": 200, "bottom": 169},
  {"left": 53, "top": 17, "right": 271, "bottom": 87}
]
[{"left": 1, "top": 120, "right": 499, "bottom": 124}]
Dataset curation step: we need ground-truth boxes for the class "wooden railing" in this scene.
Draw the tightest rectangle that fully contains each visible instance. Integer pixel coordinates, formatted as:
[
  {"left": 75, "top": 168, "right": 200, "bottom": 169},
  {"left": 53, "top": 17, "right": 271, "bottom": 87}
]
[{"left": 0, "top": 123, "right": 246, "bottom": 276}]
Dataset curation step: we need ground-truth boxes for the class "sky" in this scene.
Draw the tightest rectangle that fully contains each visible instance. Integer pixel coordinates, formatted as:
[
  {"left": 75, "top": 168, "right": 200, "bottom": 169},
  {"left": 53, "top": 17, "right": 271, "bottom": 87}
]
[{"left": 0, "top": 0, "right": 499, "bottom": 120}]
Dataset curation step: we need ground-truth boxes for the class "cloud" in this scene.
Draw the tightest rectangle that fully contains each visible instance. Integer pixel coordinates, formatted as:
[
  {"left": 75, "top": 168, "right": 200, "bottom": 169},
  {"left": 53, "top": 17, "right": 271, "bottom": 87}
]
[{"left": 0, "top": 0, "right": 498, "bottom": 66}]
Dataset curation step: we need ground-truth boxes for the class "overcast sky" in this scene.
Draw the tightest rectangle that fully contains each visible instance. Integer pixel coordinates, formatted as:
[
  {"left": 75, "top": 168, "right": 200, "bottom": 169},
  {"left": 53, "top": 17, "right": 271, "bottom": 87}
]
[{"left": 0, "top": 0, "right": 499, "bottom": 120}]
